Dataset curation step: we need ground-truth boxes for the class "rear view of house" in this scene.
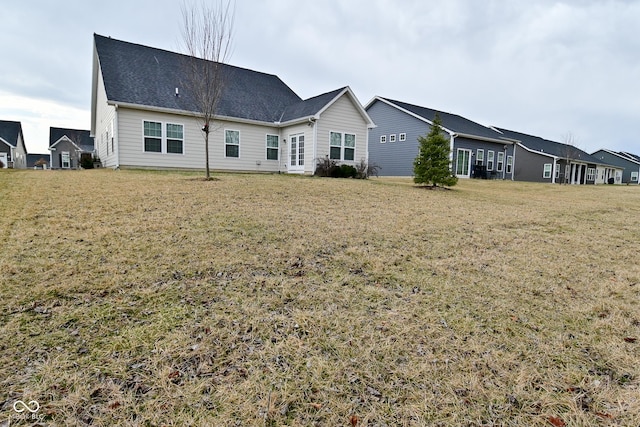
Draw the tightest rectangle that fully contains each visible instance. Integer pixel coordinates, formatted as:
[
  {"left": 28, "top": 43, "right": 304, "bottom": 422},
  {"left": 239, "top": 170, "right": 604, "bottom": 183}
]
[
  {"left": 366, "top": 97, "right": 514, "bottom": 179},
  {"left": 591, "top": 149, "right": 640, "bottom": 184},
  {"left": 0, "top": 120, "right": 28, "bottom": 169},
  {"left": 91, "top": 34, "right": 373, "bottom": 173},
  {"left": 48, "top": 127, "right": 95, "bottom": 169},
  {"left": 495, "top": 128, "right": 622, "bottom": 184}
]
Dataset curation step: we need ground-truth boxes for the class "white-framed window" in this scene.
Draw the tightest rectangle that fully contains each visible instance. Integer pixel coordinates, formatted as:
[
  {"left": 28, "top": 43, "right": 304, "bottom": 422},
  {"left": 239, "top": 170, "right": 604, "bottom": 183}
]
[
  {"left": 389, "top": 134, "right": 396, "bottom": 143},
  {"left": 497, "top": 152, "right": 504, "bottom": 172},
  {"left": 506, "top": 156, "right": 513, "bottom": 174},
  {"left": 166, "top": 123, "right": 184, "bottom": 154},
  {"left": 225, "top": 129, "right": 240, "bottom": 158},
  {"left": 556, "top": 166, "right": 560, "bottom": 179},
  {"left": 399, "top": 133, "right": 406, "bottom": 142},
  {"left": 631, "top": 171, "right": 639, "bottom": 182},
  {"left": 266, "top": 134, "right": 279, "bottom": 160},
  {"left": 330, "top": 132, "right": 355, "bottom": 161},
  {"left": 587, "top": 167, "right": 596, "bottom": 181},
  {"left": 487, "top": 150, "right": 495, "bottom": 171},
  {"left": 143, "top": 121, "right": 162, "bottom": 152},
  {"left": 380, "top": 135, "right": 387, "bottom": 144},
  {"left": 476, "top": 149, "right": 484, "bottom": 166},
  {"left": 61, "top": 152, "right": 70, "bottom": 169},
  {"left": 143, "top": 121, "right": 183, "bottom": 154},
  {"left": 543, "top": 163, "right": 552, "bottom": 179}
]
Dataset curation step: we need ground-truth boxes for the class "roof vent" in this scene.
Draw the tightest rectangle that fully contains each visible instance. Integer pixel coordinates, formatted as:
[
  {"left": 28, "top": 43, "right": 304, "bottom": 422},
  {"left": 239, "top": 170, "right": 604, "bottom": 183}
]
[{"left": 175, "top": 87, "right": 179, "bottom": 97}]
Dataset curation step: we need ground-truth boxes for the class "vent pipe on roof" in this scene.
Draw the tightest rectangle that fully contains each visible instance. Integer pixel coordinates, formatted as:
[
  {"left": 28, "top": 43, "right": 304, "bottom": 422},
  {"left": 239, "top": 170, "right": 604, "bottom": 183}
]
[{"left": 175, "top": 87, "right": 179, "bottom": 97}]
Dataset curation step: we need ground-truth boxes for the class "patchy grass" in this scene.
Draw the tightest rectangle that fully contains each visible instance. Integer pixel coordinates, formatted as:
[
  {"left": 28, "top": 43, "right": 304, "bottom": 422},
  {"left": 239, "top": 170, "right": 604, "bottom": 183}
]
[{"left": 1, "top": 169, "right": 639, "bottom": 426}]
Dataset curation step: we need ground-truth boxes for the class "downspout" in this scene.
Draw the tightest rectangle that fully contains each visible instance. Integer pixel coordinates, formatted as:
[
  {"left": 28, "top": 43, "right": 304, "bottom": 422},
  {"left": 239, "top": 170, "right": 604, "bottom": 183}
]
[
  {"left": 502, "top": 145, "right": 507, "bottom": 180},
  {"left": 114, "top": 104, "right": 120, "bottom": 168},
  {"left": 512, "top": 144, "right": 516, "bottom": 181},
  {"left": 551, "top": 158, "right": 557, "bottom": 184},
  {"left": 312, "top": 117, "right": 318, "bottom": 175}
]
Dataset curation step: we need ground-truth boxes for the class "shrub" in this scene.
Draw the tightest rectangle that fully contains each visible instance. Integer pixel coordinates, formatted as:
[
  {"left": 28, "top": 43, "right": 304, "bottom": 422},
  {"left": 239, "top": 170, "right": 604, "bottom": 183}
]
[
  {"left": 80, "top": 156, "right": 94, "bottom": 169},
  {"left": 355, "top": 159, "right": 380, "bottom": 179},
  {"left": 315, "top": 157, "right": 338, "bottom": 177}
]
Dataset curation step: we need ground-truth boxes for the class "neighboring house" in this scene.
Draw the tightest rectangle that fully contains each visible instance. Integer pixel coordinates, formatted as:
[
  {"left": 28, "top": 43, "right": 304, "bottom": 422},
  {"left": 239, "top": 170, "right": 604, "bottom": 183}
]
[
  {"left": 365, "top": 97, "right": 514, "bottom": 179},
  {"left": 27, "top": 153, "right": 51, "bottom": 169},
  {"left": 91, "top": 34, "right": 374, "bottom": 173},
  {"left": 0, "top": 120, "right": 28, "bottom": 169},
  {"left": 591, "top": 149, "right": 640, "bottom": 184},
  {"left": 48, "top": 127, "right": 95, "bottom": 169},
  {"left": 495, "top": 127, "right": 622, "bottom": 184}
]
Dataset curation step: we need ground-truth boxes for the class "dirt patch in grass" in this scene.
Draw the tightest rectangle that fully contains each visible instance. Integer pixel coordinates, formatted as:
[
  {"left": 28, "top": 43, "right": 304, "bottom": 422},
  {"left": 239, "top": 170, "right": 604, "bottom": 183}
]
[{"left": 1, "top": 170, "right": 639, "bottom": 425}]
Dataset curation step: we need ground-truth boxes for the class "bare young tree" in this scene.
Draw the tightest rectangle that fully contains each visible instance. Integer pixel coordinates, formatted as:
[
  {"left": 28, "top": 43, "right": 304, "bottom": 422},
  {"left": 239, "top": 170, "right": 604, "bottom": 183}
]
[
  {"left": 181, "top": 0, "right": 235, "bottom": 180},
  {"left": 560, "top": 132, "right": 580, "bottom": 184}
]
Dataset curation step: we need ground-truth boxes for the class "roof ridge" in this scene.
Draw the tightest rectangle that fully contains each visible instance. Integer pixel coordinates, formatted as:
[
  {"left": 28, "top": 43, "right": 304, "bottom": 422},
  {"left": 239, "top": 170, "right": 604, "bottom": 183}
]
[{"left": 94, "top": 33, "right": 285, "bottom": 80}]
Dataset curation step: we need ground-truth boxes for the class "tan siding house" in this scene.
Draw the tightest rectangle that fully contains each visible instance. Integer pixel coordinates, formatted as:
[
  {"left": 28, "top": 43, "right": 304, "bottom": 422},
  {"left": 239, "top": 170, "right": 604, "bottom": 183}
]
[{"left": 91, "top": 34, "right": 374, "bottom": 174}]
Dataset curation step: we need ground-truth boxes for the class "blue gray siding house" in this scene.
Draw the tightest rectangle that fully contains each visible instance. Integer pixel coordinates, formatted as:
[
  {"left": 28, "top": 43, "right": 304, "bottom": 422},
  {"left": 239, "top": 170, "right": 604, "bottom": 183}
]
[
  {"left": 591, "top": 149, "right": 640, "bottom": 184},
  {"left": 366, "top": 97, "right": 514, "bottom": 179},
  {"left": 49, "top": 127, "right": 95, "bottom": 169},
  {"left": 496, "top": 128, "right": 622, "bottom": 184}
]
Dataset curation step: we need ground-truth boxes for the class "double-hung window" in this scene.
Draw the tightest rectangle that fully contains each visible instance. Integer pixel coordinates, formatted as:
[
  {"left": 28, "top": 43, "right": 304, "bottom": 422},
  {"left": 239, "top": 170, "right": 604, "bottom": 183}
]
[
  {"left": 143, "top": 121, "right": 183, "bottom": 154},
  {"left": 487, "top": 150, "right": 495, "bottom": 171},
  {"left": 61, "top": 152, "right": 70, "bottom": 169},
  {"left": 631, "top": 171, "right": 639, "bottom": 182},
  {"left": 266, "top": 134, "right": 279, "bottom": 160},
  {"left": 330, "top": 132, "right": 356, "bottom": 161},
  {"left": 144, "top": 121, "right": 162, "bottom": 152},
  {"left": 166, "top": 124, "right": 184, "bottom": 154},
  {"left": 543, "top": 163, "right": 552, "bottom": 179},
  {"left": 476, "top": 149, "right": 484, "bottom": 166},
  {"left": 506, "top": 156, "right": 513, "bottom": 174},
  {"left": 225, "top": 130, "right": 240, "bottom": 158},
  {"left": 497, "top": 152, "right": 504, "bottom": 172},
  {"left": 587, "top": 168, "right": 596, "bottom": 181}
]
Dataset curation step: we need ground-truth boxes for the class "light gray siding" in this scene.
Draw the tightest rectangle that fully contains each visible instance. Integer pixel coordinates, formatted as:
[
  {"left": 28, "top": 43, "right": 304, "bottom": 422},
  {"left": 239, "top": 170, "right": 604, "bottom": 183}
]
[
  {"left": 94, "top": 67, "right": 118, "bottom": 167},
  {"left": 116, "top": 107, "right": 282, "bottom": 172},
  {"left": 315, "top": 93, "right": 369, "bottom": 173},
  {"left": 367, "top": 99, "right": 428, "bottom": 176}
]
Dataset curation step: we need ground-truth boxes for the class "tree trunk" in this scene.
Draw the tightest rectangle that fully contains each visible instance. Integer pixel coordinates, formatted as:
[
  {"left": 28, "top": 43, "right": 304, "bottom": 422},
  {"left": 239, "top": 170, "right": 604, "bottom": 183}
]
[{"left": 205, "top": 129, "right": 210, "bottom": 179}]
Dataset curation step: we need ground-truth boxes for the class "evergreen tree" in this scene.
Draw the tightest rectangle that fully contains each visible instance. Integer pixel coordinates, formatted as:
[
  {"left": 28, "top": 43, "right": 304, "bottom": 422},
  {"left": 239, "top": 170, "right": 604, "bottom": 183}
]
[{"left": 413, "top": 114, "right": 458, "bottom": 187}]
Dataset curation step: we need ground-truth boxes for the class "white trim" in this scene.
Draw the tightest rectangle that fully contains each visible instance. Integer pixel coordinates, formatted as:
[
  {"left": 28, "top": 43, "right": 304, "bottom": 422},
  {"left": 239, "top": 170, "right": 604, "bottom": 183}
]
[
  {"left": 329, "top": 131, "right": 356, "bottom": 162},
  {"left": 487, "top": 150, "right": 495, "bottom": 171},
  {"left": 399, "top": 133, "right": 406, "bottom": 142},
  {"left": 224, "top": 129, "right": 241, "bottom": 158},
  {"left": 543, "top": 163, "right": 552, "bottom": 179},
  {"left": 142, "top": 120, "right": 185, "bottom": 155},
  {"left": 265, "top": 134, "right": 279, "bottom": 161},
  {"left": 380, "top": 135, "right": 387, "bottom": 144},
  {"left": 49, "top": 135, "right": 82, "bottom": 152},
  {"left": 497, "top": 151, "right": 504, "bottom": 172}
]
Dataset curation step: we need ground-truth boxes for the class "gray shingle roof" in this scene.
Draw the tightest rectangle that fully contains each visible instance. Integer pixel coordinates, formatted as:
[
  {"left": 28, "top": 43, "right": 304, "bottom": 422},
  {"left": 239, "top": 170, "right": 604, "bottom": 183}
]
[
  {"left": 619, "top": 151, "right": 640, "bottom": 162},
  {"left": 0, "top": 120, "right": 22, "bottom": 147},
  {"left": 95, "top": 34, "right": 308, "bottom": 123},
  {"left": 280, "top": 87, "right": 347, "bottom": 122},
  {"left": 50, "top": 127, "right": 94, "bottom": 152},
  {"left": 495, "top": 127, "right": 604, "bottom": 164},
  {"left": 379, "top": 98, "right": 505, "bottom": 141},
  {"left": 27, "top": 154, "right": 50, "bottom": 167}
]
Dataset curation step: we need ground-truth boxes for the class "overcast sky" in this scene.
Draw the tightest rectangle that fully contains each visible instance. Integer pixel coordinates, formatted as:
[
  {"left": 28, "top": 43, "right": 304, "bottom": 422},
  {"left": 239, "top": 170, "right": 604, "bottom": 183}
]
[{"left": 1, "top": 0, "right": 639, "bottom": 155}]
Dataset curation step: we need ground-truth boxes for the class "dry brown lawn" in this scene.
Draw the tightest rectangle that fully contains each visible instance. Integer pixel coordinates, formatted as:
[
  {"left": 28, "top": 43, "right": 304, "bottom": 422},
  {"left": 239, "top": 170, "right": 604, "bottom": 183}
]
[{"left": 1, "top": 169, "right": 639, "bottom": 426}]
